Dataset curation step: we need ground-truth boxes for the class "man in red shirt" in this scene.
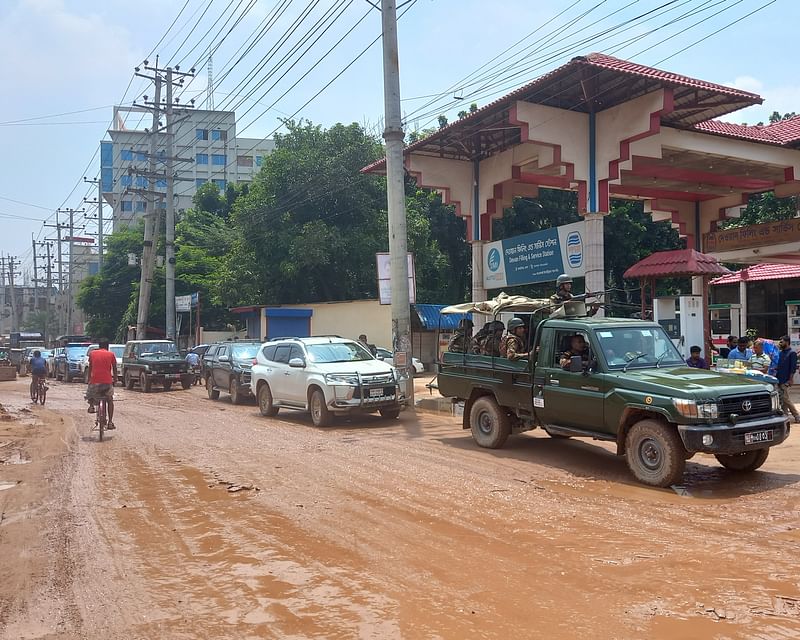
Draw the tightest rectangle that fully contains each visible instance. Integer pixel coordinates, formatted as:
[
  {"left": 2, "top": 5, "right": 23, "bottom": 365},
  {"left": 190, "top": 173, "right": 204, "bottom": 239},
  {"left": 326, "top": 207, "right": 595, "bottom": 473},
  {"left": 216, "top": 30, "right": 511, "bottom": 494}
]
[{"left": 86, "top": 338, "right": 118, "bottom": 429}]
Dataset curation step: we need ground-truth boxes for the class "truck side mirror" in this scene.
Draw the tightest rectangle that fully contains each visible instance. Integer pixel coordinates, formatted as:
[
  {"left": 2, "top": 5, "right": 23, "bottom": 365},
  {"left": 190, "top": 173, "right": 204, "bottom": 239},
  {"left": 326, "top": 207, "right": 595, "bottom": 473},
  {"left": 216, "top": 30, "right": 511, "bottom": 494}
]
[{"left": 569, "top": 355, "right": 583, "bottom": 373}]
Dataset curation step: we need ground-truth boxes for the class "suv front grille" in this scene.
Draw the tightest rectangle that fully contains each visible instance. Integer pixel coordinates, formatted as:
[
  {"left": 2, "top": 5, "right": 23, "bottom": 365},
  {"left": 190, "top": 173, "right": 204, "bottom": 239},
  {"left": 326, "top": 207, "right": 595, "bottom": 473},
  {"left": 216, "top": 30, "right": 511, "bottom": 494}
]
[
  {"left": 361, "top": 373, "right": 395, "bottom": 385},
  {"left": 242, "top": 371, "right": 251, "bottom": 384},
  {"left": 717, "top": 393, "right": 772, "bottom": 420}
]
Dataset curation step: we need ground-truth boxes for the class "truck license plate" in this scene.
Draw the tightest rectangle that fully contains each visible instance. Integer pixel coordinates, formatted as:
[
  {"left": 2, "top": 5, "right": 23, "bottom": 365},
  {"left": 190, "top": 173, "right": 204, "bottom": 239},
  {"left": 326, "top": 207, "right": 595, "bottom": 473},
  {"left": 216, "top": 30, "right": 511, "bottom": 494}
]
[
  {"left": 744, "top": 430, "right": 773, "bottom": 445},
  {"left": 369, "top": 388, "right": 382, "bottom": 398}
]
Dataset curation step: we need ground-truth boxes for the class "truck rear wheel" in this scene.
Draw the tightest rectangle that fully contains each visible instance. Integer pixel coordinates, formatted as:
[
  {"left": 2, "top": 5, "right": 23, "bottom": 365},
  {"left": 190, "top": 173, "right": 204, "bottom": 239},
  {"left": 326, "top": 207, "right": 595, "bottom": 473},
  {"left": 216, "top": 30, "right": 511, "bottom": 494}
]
[
  {"left": 625, "top": 419, "right": 685, "bottom": 487},
  {"left": 715, "top": 449, "right": 769, "bottom": 472},
  {"left": 469, "top": 396, "right": 510, "bottom": 449}
]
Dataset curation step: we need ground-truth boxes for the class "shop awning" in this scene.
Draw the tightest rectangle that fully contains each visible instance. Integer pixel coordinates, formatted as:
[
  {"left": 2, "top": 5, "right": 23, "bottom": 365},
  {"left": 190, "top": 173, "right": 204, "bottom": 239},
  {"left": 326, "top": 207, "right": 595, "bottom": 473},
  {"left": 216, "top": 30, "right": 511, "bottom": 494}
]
[{"left": 414, "top": 304, "right": 468, "bottom": 330}]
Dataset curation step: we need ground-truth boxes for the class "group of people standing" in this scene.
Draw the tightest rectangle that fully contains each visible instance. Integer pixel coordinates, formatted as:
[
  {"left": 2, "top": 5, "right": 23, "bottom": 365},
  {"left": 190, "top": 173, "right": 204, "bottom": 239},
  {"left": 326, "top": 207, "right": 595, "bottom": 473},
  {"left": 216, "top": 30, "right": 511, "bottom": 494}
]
[{"left": 685, "top": 334, "right": 800, "bottom": 423}]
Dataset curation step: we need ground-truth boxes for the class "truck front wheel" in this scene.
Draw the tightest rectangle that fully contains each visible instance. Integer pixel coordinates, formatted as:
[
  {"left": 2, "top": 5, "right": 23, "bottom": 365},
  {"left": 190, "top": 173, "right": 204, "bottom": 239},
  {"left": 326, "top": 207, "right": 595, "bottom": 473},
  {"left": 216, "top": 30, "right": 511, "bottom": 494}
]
[
  {"left": 469, "top": 396, "right": 511, "bottom": 449},
  {"left": 625, "top": 419, "right": 685, "bottom": 487},
  {"left": 715, "top": 449, "right": 769, "bottom": 472}
]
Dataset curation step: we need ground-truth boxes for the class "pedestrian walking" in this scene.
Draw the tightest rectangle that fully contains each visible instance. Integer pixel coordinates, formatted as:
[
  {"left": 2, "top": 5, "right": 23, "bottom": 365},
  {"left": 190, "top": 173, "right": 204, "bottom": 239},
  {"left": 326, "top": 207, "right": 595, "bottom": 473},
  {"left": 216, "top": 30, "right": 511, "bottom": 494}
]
[{"left": 775, "top": 335, "right": 799, "bottom": 423}]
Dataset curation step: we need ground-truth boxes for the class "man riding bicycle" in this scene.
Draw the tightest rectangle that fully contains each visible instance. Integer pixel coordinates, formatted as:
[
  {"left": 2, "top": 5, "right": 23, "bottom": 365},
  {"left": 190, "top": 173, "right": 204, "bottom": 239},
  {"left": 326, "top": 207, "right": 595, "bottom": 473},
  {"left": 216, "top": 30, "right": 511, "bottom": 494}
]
[
  {"left": 29, "top": 350, "right": 48, "bottom": 399},
  {"left": 85, "top": 338, "right": 118, "bottom": 430}
]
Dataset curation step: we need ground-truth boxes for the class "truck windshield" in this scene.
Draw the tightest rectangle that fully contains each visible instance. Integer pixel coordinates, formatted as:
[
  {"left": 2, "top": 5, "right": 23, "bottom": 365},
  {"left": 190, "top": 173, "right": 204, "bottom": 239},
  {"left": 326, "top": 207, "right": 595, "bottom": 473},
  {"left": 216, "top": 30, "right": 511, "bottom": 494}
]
[
  {"left": 306, "top": 342, "right": 373, "bottom": 363},
  {"left": 231, "top": 344, "right": 259, "bottom": 360},
  {"left": 140, "top": 342, "right": 179, "bottom": 356},
  {"left": 595, "top": 327, "right": 684, "bottom": 370}
]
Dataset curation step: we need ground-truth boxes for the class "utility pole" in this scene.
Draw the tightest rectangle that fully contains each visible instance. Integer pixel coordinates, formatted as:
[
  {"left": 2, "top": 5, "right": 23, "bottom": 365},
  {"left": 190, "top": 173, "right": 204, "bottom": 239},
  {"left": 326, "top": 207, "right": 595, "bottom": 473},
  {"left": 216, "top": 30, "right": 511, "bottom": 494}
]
[
  {"left": 44, "top": 212, "right": 68, "bottom": 334},
  {"left": 45, "top": 242, "right": 53, "bottom": 341},
  {"left": 380, "top": 0, "right": 414, "bottom": 407},
  {"left": 84, "top": 175, "right": 105, "bottom": 269},
  {"left": 55, "top": 207, "right": 84, "bottom": 333},
  {"left": 6, "top": 256, "right": 20, "bottom": 332},
  {"left": 31, "top": 234, "right": 39, "bottom": 313},
  {"left": 165, "top": 66, "right": 176, "bottom": 340}
]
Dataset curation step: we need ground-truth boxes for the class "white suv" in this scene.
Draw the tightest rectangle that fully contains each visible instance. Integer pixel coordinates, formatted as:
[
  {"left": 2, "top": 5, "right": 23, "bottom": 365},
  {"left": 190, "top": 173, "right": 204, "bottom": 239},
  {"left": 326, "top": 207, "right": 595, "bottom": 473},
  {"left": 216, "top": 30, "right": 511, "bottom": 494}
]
[{"left": 250, "top": 337, "right": 405, "bottom": 426}]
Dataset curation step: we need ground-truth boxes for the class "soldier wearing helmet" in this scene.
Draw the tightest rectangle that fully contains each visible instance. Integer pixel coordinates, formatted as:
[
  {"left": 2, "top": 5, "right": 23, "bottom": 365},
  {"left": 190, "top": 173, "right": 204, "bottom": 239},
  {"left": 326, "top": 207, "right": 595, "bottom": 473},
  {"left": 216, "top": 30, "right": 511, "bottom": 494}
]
[
  {"left": 503, "top": 317, "right": 529, "bottom": 361},
  {"left": 448, "top": 318, "right": 474, "bottom": 353},
  {"left": 551, "top": 274, "right": 573, "bottom": 305},
  {"left": 481, "top": 320, "right": 506, "bottom": 357}
]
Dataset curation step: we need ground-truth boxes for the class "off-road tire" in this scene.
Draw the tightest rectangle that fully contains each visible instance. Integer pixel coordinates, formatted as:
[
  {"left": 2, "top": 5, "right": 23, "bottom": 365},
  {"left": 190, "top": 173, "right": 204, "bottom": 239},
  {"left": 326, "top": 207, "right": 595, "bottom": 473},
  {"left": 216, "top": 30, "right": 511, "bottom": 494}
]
[
  {"left": 181, "top": 378, "right": 192, "bottom": 390},
  {"left": 309, "top": 388, "right": 332, "bottom": 427},
  {"left": 379, "top": 407, "right": 401, "bottom": 420},
  {"left": 229, "top": 379, "right": 241, "bottom": 405},
  {"left": 139, "top": 372, "right": 152, "bottom": 393},
  {"left": 124, "top": 371, "right": 135, "bottom": 390},
  {"left": 258, "top": 383, "right": 279, "bottom": 417},
  {"left": 206, "top": 376, "right": 219, "bottom": 400},
  {"left": 625, "top": 419, "right": 686, "bottom": 487},
  {"left": 163, "top": 381, "right": 172, "bottom": 391},
  {"left": 469, "top": 396, "right": 511, "bottom": 449},
  {"left": 715, "top": 449, "right": 770, "bottom": 472}
]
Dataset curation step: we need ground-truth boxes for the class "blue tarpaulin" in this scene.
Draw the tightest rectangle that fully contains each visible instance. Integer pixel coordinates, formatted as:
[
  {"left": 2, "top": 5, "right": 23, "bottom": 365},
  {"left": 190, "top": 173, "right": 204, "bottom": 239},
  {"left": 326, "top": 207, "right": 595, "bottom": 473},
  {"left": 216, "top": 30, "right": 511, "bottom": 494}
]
[{"left": 414, "top": 304, "right": 469, "bottom": 331}]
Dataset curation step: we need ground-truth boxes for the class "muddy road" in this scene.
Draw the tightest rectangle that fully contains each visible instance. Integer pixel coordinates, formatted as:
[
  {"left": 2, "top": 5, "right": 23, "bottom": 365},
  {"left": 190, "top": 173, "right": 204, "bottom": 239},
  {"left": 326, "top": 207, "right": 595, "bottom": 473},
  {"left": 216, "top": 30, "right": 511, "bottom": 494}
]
[{"left": 1, "top": 377, "right": 799, "bottom": 639}]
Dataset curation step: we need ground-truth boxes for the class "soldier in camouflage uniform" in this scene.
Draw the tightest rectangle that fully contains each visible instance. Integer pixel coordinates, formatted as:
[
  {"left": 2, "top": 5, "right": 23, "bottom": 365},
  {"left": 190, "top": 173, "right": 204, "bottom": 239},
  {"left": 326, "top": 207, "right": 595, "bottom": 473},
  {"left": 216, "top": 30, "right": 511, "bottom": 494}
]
[
  {"left": 481, "top": 321, "right": 505, "bottom": 357},
  {"left": 550, "top": 273, "right": 573, "bottom": 305},
  {"left": 503, "top": 318, "right": 529, "bottom": 361},
  {"left": 448, "top": 318, "right": 474, "bottom": 353}
]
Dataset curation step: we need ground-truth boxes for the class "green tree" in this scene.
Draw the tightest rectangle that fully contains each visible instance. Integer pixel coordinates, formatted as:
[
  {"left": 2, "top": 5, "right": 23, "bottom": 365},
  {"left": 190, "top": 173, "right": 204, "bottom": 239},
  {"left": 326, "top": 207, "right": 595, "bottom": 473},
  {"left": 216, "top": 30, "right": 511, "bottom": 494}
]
[{"left": 718, "top": 191, "right": 797, "bottom": 229}]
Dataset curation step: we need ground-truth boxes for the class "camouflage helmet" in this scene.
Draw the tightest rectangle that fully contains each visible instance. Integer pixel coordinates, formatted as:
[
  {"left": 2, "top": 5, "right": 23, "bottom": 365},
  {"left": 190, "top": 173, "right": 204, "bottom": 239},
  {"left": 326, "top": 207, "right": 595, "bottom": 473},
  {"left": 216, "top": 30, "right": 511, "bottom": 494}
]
[
  {"left": 508, "top": 318, "right": 525, "bottom": 331},
  {"left": 556, "top": 274, "right": 573, "bottom": 287}
]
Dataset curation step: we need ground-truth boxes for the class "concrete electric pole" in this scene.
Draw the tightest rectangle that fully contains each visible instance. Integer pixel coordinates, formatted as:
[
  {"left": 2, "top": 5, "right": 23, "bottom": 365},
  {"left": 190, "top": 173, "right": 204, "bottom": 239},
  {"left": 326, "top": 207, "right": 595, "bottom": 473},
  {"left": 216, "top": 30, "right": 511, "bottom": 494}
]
[
  {"left": 165, "top": 66, "right": 176, "bottom": 341},
  {"left": 380, "top": 0, "right": 414, "bottom": 407},
  {"left": 83, "top": 175, "right": 105, "bottom": 269}
]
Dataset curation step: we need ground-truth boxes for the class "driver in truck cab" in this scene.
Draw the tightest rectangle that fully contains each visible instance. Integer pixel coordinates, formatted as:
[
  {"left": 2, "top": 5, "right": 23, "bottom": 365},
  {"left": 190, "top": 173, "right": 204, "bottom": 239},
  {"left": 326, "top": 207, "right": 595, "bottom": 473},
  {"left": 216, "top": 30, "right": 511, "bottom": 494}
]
[{"left": 560, "top": 334, "right": 590, "bottom": 370}]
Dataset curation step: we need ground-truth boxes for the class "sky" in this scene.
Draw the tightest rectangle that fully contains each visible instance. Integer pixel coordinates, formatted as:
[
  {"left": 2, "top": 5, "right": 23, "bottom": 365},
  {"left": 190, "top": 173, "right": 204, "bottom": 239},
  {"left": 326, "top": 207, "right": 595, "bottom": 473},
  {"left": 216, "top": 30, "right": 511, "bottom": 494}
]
[{"left": 0, "top": 0, "right": 797, "bottom": 278}]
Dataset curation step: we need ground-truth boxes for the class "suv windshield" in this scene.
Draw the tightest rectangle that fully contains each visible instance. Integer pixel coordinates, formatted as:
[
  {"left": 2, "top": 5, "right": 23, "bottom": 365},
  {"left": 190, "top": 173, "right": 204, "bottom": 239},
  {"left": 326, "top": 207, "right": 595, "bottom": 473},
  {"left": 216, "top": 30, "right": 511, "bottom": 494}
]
[
  {"left": 231, "top": 344, "right": 259, "bottom": 360},
  {"left": 595, "top": 327, "right": 684, "bottom": 369},
  {"left": 306, "top": 342, "right": 374, "bottom": 364},
  {"left": 65, "top": 346, "right": 89, "bottom": 359},
  {"left": 139, "top": 342, "right": 179, "bottom": 356},
  {"left": 110, "top": 346, "right": 125, "bottom": 358}
]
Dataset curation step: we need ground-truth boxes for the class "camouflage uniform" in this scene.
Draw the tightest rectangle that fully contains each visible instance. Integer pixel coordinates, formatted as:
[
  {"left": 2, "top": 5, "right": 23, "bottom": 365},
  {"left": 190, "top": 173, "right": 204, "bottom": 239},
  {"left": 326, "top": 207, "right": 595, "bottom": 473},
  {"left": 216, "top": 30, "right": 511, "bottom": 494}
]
[
  {"left": 482, "top": 332, "right": 504, "bottom": 357},
  {"left": 505, "top": 334, "right": 528, "bottom": 361},
  {"left": 448, "top": 331, "right": 470, "bottom": 353},
  {"left": 550, "top": 290, "right": 572, "bottom": 305}
]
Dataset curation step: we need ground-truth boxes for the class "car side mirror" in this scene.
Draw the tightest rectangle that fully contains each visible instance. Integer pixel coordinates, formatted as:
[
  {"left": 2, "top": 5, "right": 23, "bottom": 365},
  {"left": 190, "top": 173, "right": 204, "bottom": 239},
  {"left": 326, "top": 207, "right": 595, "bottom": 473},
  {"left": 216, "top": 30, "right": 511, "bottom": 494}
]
[
  {"left": 218, "top": 355, "right": 229, "bottom": 362},
  {"left": 569, "top": 355, "right": 584, "bottom": 373},
  {"left": 288, "top": 357, "right": 306, "bottom": 368},
  {"left": 376, "top": 354, "right": 385, "bottom": 360}
]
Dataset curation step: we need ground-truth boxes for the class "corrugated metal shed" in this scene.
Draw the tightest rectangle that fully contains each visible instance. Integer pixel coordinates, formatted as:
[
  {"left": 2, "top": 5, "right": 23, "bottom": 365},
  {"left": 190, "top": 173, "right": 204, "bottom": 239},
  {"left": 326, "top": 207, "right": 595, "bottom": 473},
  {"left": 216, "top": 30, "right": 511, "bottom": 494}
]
[{"left": 414, "top": 304, "right": 468, "bottom": 331}]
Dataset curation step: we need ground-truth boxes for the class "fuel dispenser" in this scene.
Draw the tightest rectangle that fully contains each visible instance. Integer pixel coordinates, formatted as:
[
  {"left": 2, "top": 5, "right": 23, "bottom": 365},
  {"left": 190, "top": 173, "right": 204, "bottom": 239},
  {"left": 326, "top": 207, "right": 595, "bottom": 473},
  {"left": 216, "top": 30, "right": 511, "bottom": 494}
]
[
  {"left": 709, "top": 303, "right": 742, "bottom": 344},
  {"left": 653, "top": 295, "right": 705, "bottom": 361}
]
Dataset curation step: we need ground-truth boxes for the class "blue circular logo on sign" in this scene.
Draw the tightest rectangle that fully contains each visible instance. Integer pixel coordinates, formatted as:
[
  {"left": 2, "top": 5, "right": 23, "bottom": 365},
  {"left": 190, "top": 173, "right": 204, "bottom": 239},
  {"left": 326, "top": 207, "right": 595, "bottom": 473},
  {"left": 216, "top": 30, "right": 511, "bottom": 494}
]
[
  {"left": 487, "top": 248, "right": 501, "bottom": 272},
  {"left": 566, "top": 231, "right": 583, "bottom": 268}
]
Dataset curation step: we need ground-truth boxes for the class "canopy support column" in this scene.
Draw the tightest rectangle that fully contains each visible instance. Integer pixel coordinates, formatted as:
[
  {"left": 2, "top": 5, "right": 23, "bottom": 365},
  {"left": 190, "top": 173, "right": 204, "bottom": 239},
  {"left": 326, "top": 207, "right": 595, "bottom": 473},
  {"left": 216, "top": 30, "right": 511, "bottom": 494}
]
[{"left": 584, "top": 212, "right": 605, "bottom": 316}]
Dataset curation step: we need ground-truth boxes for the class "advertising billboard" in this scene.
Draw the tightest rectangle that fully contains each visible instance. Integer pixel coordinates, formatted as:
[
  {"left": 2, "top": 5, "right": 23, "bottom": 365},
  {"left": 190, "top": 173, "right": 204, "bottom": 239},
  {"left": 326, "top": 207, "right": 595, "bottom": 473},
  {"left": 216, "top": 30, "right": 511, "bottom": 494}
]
[{"left": 483, "top": 221, "right": 586, "bottom": 289}]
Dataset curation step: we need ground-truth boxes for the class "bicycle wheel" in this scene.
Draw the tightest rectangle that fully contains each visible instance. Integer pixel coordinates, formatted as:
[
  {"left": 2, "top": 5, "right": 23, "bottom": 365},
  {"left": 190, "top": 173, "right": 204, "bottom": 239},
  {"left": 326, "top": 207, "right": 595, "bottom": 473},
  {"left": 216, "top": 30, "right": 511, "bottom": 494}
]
[
  {"left": 39, "top": 383, "right": 46, "bottom": 406},
  {"left": 97, "top": 400, "right": 105, "bottom": 442},
  {"left": 30, "top": 381, "right": 37, "bottom": 403}
]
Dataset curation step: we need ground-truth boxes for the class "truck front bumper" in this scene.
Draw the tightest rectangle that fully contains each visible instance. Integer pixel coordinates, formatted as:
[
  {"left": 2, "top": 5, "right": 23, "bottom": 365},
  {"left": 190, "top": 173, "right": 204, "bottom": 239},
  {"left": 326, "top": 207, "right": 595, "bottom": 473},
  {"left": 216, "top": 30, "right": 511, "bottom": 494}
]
[{"left": 678, "top": 414, "right": 790, "bottom": 454}]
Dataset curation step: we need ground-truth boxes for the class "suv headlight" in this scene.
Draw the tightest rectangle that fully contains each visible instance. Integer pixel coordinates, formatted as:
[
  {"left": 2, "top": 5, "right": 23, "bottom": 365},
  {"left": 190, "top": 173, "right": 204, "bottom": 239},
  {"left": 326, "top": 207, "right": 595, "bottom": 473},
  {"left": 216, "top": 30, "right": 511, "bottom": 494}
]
[
  {"left": 771, "top": 392, "right": 780, "bottom": 412},
  {"left": 673, "top": 398, "right": 718, "bottom": 419},
  {"left": 325, "top": 373, "right": 358, "bottom": 385}
]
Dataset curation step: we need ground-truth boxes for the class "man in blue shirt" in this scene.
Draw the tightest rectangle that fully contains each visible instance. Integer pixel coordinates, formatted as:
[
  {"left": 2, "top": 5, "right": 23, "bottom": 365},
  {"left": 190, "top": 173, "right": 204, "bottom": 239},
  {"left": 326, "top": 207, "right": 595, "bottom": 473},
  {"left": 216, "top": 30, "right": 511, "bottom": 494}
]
[
  {"left": 727, "top": 337, "right": 753, "bottom": 362},
  {"left": 29, "top": 350, "right": 48, "bottom": 402},
  {"left": 775, "top": 335, "right": 799, "bottom": 422}
]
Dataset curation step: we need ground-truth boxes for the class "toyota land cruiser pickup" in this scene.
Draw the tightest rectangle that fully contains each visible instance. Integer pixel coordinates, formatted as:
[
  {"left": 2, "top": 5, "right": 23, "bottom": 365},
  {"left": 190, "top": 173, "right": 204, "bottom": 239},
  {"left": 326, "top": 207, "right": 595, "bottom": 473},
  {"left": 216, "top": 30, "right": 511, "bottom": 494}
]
[
  {"left": 438, "top": 303, "right": 789, "bottom": 487},
  {"left": 122, "top": 340, "right": 193, "bottom": 392}
]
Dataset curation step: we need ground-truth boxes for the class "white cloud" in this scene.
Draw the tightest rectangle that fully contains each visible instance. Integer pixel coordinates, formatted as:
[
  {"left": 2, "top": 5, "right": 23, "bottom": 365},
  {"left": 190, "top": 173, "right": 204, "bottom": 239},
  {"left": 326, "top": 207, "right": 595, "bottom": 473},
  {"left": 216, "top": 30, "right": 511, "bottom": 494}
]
[{"left": 719, "top": 75, "right": 800, "bottom": 125}]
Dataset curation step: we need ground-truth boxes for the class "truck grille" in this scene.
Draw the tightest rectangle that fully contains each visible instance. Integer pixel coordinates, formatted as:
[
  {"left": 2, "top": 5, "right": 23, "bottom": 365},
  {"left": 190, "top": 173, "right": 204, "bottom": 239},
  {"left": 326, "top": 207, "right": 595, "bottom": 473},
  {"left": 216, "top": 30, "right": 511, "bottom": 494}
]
[
  {"left": 717, "top": 393, "right": 772, "bottom": 420},
  {"left": 242, "top": 371, "right": 251, "bottom": 384}
]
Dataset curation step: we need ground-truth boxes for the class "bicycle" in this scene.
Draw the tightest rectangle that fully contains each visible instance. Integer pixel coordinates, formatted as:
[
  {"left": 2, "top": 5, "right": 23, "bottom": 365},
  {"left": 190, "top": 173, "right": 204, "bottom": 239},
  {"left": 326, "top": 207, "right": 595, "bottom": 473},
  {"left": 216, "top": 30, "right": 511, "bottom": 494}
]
[
  {"left": 30, "top": 375, "right": 48, "bottom": 405},
  {"left": 92, "top": 398, "right": 108, "bottom": 441}
]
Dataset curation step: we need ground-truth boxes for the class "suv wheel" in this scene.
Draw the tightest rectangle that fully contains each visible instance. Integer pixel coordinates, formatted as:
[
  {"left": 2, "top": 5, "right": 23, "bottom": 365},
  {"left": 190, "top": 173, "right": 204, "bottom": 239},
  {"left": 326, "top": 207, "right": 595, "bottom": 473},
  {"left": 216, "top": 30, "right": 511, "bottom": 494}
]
[
  {"left": 469, "top": 396, "right": 511, "bottom": 449},
  {"left": 715, "top": 449, "right": 769, "bottom": 472},
  {"left": 625, "top": 419, "right": 685, "bottom": 487},
  {"left": 229, "top": 379, "right": 241, "bottom": 405},
  {"left": 206, "top": 376, "right": 219, "bottom": 400},
  {"left": 309, "top": 388, "right": 332, "bottom": 427},
  {"left": 379, "top": 407, "right": 401, "bottom": 420},
  {"left": 139, "top": 372, "right": 152, "bottom": 393},
  {"left": 258, "top": 383, "right": 279, "bottom": 417},
  {"left": 124, "top": 371, "right": 134, "bottom": 390}
]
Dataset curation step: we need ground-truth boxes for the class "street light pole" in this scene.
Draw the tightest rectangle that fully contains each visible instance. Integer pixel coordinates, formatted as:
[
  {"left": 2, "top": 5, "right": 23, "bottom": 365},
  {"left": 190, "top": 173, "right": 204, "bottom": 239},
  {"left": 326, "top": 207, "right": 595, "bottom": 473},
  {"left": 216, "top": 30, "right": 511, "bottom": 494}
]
[{"left": 380, "top": 0, "right": 414, "bottom": 408}]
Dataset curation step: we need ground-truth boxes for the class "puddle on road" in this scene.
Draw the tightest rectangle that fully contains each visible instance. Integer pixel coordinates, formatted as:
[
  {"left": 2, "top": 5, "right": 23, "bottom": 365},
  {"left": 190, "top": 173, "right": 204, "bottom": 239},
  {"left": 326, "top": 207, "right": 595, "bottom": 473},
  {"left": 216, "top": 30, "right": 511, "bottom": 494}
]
[{"left": 0, "top": 480, "right": 19, "bottom": 491}]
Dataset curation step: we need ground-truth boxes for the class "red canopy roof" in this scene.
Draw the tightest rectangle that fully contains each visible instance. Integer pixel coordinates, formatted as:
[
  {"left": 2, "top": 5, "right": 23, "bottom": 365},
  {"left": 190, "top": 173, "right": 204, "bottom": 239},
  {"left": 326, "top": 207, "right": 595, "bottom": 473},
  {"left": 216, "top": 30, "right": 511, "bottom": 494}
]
[
  {"left": 693, "top": 115, "right": 800, "bottom": 148},
  {"left": 623, "top": 248, "right": 730, "bottom": 279},
  {"left": 710, "top": 263, "right": 800, "bottom": 285}
]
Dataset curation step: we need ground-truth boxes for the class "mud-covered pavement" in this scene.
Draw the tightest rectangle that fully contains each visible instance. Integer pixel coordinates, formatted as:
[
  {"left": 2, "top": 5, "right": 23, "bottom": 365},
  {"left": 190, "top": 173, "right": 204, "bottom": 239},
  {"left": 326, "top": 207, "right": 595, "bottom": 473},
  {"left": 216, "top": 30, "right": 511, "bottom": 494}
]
[{"left": 1, "top": 377, "right": 799, "bottom": 639}]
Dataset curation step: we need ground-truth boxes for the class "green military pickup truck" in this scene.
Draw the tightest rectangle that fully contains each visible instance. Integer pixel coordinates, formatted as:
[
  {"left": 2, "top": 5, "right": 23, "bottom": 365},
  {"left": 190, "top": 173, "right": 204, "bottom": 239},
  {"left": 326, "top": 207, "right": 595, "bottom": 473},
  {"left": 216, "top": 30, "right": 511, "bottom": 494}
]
[{"left": 438, "top": 300, "right": 790, "bottom": 487}]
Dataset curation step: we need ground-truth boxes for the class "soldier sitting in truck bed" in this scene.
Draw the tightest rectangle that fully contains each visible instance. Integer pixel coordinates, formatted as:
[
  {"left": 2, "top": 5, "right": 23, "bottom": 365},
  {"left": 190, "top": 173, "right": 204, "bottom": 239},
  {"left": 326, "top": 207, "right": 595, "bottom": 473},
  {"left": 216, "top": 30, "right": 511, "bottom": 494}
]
[
  {"left": 503, "top": 318, "right": 529, "bottom": 361},
  {"left": 481, "top": 321, "right": 505, "bottom": 357},
  {"left": 559, "top": 334, "right": 590, "bottom": 370}
]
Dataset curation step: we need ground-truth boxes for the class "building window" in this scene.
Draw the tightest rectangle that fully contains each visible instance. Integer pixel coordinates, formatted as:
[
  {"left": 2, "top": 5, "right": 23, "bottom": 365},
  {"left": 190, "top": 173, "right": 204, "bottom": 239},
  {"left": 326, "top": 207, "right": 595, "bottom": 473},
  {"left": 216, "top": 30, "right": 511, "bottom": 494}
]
[
  {"left": 135, "top": 201, "right": 147, "bottom": 213},
  {"left": 237, "top": 155, "right": 253, "bottom": 167},
  {"left": 135, "top": 151, "right": 147, "bottom": 161},
  {"left": 255, "top": 155, "right": 263, "bottom": 167},
  {"left": 211, "top": 129, "right": 225, "bottom": 141},
  {"left": 212, "top": 154, "right": 226, "bottom": 166},
  {"left": 121, "top": 149, "right": 134, "bottom": 161},
  {"left": 121, "top": 200, "right": 133, "bottom": 212},
  {"left": 196, "top": 129, "right": 208, "bottom": 140},
  {"left": 213, "top": 179, "right": 226, "bottom": 191},
  {"left": 120, "top": 175, "right": 132, "bottom": 187},
  {"left": 157, "top": 150, "right": 166, "bottom": 159},
  {"left": 196, "top": 178, "right": 207, "bottom": 188},
  {"left": 156, "top": 179, "right": 167, "bottom": 188},
  {"left": 135, "top": 176, "right": 147, "bottom": 188},
  {"left": 196, "top": 153, "right": 208, "bottom": 165}
]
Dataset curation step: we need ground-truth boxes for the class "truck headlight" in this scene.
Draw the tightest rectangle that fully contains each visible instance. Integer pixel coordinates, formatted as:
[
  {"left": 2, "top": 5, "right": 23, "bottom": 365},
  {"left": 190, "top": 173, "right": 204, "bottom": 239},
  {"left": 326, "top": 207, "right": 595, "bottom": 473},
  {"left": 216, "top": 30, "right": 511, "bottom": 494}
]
[
  {"left": 325, "top": 373, "right": 358, "bottom": 385},
  {"left": 673, "top": 399, "right": 718, "bottom": 419},
  {"left": 771, "top": 392, "right": 780, "bottom": 412}
]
